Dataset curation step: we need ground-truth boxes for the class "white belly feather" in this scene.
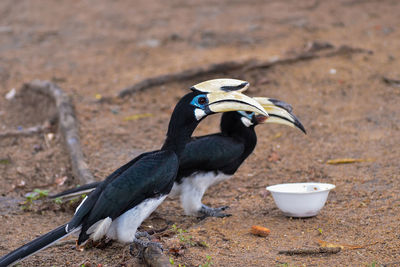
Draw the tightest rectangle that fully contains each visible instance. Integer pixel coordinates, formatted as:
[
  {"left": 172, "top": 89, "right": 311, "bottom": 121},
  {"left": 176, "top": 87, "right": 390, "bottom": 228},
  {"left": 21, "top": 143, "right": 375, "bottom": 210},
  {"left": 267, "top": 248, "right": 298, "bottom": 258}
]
[
  {"left": 72, "top": 195, "right": 166, "bottom": 244},
  {"left": 106, "top": 196, "right": 167, "bottom": 243},
  {"left": 176, "top": 171, "right": 231, "bottom": 215}
]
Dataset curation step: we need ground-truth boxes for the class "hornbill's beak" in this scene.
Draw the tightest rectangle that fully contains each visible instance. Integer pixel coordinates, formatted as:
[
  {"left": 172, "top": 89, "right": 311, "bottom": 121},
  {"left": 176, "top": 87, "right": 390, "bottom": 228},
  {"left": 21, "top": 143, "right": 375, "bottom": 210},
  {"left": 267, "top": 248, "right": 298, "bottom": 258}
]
[
  {"left": 191, "top": 78, "right": 269, "bottom": 117},
  {"left": 191, "top": 78, "right": 250, "bottom": 93},
  {"left": 207, "top": 91, "right": 269, "bottom": 117},
  {"left": 253, "top": 97, "right": 306, "bottom": 134}
]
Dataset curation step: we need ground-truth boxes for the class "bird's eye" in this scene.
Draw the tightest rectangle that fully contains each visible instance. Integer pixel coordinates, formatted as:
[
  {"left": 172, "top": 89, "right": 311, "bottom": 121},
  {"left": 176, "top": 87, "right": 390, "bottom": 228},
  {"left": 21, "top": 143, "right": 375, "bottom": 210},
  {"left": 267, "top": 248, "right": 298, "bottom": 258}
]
[
  {"left": 198, "top": 97, "right": 207, "bottom": 105},
  {"left": 190, "top": 94, "right": 208, "bottom": 109},
  {"left": 245, "top": 111, "right": 253, "bottom": 115}
]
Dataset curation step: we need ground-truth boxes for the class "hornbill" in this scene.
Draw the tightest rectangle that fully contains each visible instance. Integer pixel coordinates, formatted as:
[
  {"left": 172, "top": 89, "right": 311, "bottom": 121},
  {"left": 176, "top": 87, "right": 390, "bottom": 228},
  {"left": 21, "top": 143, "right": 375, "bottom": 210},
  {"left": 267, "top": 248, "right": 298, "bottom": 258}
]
[
  {"left": 171, "top": 97, "right": 306, "bottom": 217},
  {"left": 0, "top": 78, "right": 268, "bottom": 266},
  {"left": 50, "top": 96, "right": 305, "bottom": 218}
]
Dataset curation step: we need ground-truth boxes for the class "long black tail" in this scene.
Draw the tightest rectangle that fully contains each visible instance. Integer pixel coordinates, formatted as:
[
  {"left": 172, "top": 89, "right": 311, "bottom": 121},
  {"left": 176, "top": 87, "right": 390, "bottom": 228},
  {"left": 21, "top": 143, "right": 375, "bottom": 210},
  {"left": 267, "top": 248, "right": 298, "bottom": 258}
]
[
  {"left": 49, "top": 181, "right": 100, "bottom": 200},
  {"left": 0, "top": 224, "right": 73, "bottom": 266}
]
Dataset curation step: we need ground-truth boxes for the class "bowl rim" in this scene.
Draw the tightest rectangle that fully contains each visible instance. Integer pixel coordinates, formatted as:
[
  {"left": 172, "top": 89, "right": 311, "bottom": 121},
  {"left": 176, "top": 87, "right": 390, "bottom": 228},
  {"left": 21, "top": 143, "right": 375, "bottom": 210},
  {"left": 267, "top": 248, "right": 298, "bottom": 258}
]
[{"left": 266, "top": 182, "right": 336, "bottom": 194}]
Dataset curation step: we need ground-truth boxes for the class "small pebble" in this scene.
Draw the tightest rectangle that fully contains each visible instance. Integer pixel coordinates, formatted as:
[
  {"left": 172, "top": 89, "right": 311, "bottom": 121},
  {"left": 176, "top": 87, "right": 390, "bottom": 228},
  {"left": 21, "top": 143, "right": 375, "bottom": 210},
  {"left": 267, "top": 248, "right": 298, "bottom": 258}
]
[
  {"left": 33, "top": 144, "right": 43, "bottom": 152},
  {"left": 47, "top": 133, "right": 55, "bottom": 141},
  {"left": 5, "top": 88, "right": 16, "bottom": 100}
]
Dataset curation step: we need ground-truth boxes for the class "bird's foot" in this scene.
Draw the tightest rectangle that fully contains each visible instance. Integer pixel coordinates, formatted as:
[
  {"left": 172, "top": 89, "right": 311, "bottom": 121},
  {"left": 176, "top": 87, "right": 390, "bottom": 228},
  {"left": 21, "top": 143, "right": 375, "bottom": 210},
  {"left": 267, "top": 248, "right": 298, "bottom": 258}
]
[
  {"left": 135, "top": 231, "right": 152, "bottom": 240},
  {"left": 198, "top": 204, "right": 231, "bottom": 219},
  {"left": 130, "top": 231, "right": 163, "bottom": 258}
]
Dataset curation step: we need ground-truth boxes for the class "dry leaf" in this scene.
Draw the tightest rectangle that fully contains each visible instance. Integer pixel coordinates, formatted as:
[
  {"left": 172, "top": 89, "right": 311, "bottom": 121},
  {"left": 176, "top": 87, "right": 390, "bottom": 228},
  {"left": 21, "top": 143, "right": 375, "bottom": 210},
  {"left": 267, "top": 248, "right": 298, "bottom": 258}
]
[
  {"left": 316, "top": 239, "right": 363, "bottom": 250},
  {"left": 272, "top": 132, "right": 282, "bottom": 139},
  {"left": 124, "top": 113, "right": 153, "bottom": 121},
  {"left": 326, "top": 158, "right": 374, "bottom": 165},
  {"left": 55, "top": 176, "right": 68, "bottom": 186},
  {"left": 268, "top": 151, "right": 280, "bottom": 162}
]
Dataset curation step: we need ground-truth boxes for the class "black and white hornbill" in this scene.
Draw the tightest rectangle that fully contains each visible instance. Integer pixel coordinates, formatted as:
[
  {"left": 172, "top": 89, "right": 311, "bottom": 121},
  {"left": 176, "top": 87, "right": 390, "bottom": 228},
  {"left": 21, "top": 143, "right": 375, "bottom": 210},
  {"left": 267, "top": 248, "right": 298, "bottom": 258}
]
[
  {"left": 171, "top": 97, "right": 306, "bottom": 217},
  {"left": 50, "top": 96, "right": 305, "bottom": 218},
  {"left": 0, "top": 79, "right": 268, "bottom": 266}
]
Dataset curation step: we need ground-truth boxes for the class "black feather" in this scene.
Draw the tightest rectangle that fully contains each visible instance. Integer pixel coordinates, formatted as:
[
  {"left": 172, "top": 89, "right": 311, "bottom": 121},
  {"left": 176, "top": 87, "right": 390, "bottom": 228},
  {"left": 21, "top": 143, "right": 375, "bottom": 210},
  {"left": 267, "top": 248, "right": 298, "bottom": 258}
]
[
  {"left": 77, "top": 151, "right": 177, "bottom": 244},
  {"left": 177, "top": 111, "right": 257, "bottom": 180}
]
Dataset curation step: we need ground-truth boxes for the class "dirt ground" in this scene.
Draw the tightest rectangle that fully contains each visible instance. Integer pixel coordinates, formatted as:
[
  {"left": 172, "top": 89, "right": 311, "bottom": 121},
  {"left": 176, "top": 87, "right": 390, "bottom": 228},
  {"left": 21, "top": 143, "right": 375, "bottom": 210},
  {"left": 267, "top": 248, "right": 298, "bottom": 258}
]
[{"left": 1, "top": 0, "right": 400, "bottom": 266}]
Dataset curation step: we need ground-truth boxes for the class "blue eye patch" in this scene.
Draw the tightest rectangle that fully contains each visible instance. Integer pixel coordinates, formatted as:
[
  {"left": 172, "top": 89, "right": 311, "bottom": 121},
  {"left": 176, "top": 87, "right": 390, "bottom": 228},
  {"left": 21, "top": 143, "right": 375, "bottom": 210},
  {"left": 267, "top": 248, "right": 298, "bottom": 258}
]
[
  {"left": 190, "top": 94, "right": 208, "bottom": 109},
  {"left": 238, "top": 111, "right": 254, "bottom": 120}
]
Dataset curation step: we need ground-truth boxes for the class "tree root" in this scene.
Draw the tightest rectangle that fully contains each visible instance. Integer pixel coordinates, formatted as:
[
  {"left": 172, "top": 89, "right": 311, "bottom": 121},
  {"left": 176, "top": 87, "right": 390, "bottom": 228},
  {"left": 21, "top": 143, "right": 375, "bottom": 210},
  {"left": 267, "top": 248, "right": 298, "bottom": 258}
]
[
  {"left": 118, "top": 41, "right": 372, "bottom": 98},
  {"left": 20, "top": 80, "right": 96, "bottom": 185},
  {"left": 278, "top": 247, "right": 341, "bottom": 255}
]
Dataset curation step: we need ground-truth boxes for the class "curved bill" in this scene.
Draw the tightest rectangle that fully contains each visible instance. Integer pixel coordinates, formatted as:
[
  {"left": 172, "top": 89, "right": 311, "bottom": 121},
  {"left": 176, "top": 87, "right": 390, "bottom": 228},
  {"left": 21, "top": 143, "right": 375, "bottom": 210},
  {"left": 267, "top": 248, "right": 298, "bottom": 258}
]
[
  {"left": 191, "top": 78, "right": 250, "bottom": 93},
  {"left": 207, "top": 91, "right": 269, "bottom": 117},
  {"left": 253, "top": 97, "right": 306, "bottom": 134}
]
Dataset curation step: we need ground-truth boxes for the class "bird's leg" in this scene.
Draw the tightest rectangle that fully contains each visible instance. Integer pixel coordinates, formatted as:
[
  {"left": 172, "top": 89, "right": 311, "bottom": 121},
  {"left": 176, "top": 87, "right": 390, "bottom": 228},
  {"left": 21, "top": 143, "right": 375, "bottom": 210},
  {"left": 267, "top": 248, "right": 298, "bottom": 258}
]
[
  {"left": 129, "top": 231, "right": 163, "bottom": 259},
  {"left": 198, "top": 204, "right": 231, "bottom": 219}
]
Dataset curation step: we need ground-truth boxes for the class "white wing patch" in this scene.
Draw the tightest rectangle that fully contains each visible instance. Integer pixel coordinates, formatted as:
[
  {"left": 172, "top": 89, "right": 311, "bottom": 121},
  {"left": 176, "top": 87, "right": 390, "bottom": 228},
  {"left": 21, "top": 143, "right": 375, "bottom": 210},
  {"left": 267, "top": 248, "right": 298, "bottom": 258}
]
[
  {"left": 87, "top": 217, "right": 112, "bottom": 241},
  {"left": 74, "top": 196, "right": 88, "bottom": 214}
]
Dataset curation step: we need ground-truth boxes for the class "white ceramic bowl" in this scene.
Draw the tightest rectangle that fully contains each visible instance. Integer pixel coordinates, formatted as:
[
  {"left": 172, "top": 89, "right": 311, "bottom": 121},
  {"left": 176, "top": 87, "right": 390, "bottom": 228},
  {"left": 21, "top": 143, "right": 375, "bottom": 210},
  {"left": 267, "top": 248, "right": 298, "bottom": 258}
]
[{"left": 266, "top": 182, "right": 335, "bottom": 217}]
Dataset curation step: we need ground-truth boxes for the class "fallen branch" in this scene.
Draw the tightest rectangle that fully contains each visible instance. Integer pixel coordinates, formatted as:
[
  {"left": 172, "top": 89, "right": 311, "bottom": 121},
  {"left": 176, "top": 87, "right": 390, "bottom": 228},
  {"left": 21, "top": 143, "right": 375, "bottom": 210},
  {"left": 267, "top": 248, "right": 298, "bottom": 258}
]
[
  {"left": 0, "top": 124, "right": 48, "bottom": 139},
  {"left": 118, "top": 60, "right": 254, "bottom": 98},
  {"left": 20, "top": 80, "right": 96, "bottom": 184},
  {"left": 278, "top": 247, "right": 341, "bottom": 255},
  {"left": 118, "top": 42, "right": 372, "bottom": 98},
  {"left": 243, "top": 43, "right": 372, "bottom": 71}
]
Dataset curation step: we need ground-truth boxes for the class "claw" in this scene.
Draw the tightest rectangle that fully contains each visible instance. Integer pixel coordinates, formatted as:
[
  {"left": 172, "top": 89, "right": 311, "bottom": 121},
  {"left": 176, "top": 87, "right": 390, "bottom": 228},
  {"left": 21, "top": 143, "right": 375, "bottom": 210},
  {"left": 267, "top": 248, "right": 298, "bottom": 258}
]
[
  {"left": 216, "top": 205, "right": 230, "bottom": 211},
  {"left": 198, "top": 204, "right": 232, "bottom": 219},
  {"left": 130, "top": 232, "right": 163, "bottom": 259},
  {"left": 135, "top": 231, "right": 152, "bottom": 240}
]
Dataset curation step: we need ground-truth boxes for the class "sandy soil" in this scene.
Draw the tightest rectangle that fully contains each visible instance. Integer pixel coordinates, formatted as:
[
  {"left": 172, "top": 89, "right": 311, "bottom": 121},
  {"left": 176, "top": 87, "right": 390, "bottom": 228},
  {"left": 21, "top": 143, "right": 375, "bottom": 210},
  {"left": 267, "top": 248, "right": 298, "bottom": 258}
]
[{"left": 1, "top": 0, "right": 400, "bottom": 266}]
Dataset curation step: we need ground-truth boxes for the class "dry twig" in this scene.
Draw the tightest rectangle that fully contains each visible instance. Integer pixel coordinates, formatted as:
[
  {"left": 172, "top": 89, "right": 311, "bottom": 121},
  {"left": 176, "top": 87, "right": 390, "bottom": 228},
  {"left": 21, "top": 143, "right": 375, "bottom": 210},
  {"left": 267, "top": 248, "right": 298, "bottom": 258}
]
[
  {"left": 0, "top": 125, "right": 48, "bottom": 139},
  {"left": 118, "top": 42, "right": 372, "bottom": 98},
  {"left": 278, "top": 247, "right": 341, "bottom": 255},
  {"left": 20, "top": 80, "right": 96, "bottom": 184},
  {"left": 383, "top": 76, "right": 400, "bottom": 87}
]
